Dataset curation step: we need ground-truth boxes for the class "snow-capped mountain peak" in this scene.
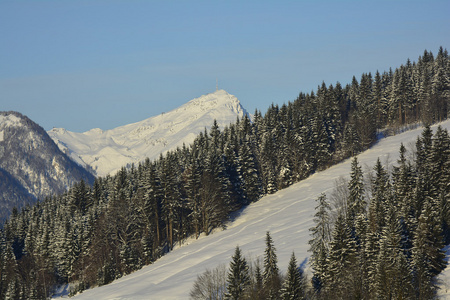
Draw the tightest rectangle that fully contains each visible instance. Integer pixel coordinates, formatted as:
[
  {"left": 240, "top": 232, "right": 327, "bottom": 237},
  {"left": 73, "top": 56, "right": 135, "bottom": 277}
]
[{"left": 48, "top": 90, "right": 249, "bottom": 177}]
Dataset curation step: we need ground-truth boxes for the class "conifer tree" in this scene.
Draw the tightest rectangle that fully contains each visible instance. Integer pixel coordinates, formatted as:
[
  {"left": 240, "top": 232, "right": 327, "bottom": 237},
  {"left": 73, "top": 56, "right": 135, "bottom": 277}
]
[
  {"left": 347, "top": 157, "right": 365, "bottom": 227},
  {"left": 263, "top": 231, "right": 281, "bottom": 299},
  {"left": 308, "top": 193, "right": 331, "bottom": 292},
  {"left": 325, "top": 212, "right": 357, "bottom": 299},
  {"left": 280, "top": 252, "right": 305, "bottom": 300},
  {"left": 368, "top": 158, "right": 390, "bottom": 232},
  {"left": 253, "top": 262, "right": 264, "bottom": 299},
  {"left": 392, "top": 143, "right": 414, "bottom": 223},
  {"left": 237, "top": 134, "right": 261, "bottom": 204},
  {"left": 430, "top": 126, "right": 450, "bottom": 242},
  {"left": 225, "top": 246, "right": 250, "bottom": 300},
  {"left": 373, "top": 205, "right": 413, "bottom": 299}
]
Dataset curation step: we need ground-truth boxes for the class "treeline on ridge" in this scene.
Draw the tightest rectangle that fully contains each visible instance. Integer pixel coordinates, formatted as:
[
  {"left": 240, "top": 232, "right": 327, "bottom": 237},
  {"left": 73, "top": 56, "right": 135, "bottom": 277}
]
[{"left": 0, "top": 47, "right": 449, "bottom": 298}]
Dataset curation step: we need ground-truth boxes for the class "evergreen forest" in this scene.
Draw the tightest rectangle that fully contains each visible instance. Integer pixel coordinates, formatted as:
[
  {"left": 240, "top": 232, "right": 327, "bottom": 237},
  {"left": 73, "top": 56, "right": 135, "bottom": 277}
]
[{"left": 0, "top": 47, "right": 449, "bottom": 299}]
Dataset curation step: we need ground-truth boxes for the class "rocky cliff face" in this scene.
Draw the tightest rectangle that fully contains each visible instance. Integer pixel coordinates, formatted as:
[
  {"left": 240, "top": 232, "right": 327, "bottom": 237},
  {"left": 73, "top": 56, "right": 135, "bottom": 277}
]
[{"left": 0, "top": 111, "right": 95, "bottom": 222}]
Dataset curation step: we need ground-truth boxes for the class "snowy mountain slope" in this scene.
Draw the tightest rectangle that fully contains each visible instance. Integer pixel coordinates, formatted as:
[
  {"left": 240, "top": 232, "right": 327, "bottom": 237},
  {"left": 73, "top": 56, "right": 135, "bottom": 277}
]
[
  {"left": 48, "top": 90, "right": 248, "bottom": 176},
  {"left": 67, "top": 120, "right": 450, "bottom": 299},
  {"left": 0, "top": 111, "right": 95, "bottom": 222}
]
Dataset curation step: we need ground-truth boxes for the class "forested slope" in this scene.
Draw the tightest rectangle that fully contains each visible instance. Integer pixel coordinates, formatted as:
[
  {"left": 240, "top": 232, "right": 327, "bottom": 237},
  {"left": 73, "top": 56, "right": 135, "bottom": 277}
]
[{"left": 68, "top": 120, "right": 450, "bottom": 299}]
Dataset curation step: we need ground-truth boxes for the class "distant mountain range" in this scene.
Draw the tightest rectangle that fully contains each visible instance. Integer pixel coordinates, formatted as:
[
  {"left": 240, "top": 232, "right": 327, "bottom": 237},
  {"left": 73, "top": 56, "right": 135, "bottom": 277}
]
[
  {"left": 0, "top": 111, "right": 95, "bottom": 222},
  {"left": 48, "top": 89, "right": 249, "bottom": 176}
]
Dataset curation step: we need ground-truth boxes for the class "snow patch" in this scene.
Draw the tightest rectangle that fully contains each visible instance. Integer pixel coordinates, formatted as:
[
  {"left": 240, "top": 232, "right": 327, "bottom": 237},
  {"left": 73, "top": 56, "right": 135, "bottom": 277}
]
[
  {"left": 0, "top": 130, "right": 4, "bottom": 142},
  {"left": 0, "top": 114, "right": 22, "bottom": 128}
]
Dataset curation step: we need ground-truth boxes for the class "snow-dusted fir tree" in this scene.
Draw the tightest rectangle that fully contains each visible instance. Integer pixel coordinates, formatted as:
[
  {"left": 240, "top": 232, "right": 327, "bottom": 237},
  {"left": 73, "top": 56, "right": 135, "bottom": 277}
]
[
  {"left": 324, "top": 212, "right": 357, "bottom": 299},
  {"left": 430, "top": 126, "right": 450, "bottom": 243},
  {"left": 347, "top": 156, "right": 365, "bottom": 227},
  {"left": 411, "top": 201, "right": 446, "bottom": 299},
  {"left": 308, "top": 193, "right": 331, "bottom": 292},
  {"left": 368, "top": 158, "right": 390, "bottom": 232},
  {"left": 225, "top": 246, "right": 250, "bottom": 300},
  {"left": 263, "top": 231, "right": 281, "bottom": 299},
  {"left": 392, "top": 143, "right": 414, "bottom": 224},
  {"left": 237, "top": 133, "right": 261, "bottom": 204},
  {"left": 280, "top": 252, "right": 305, "bottom": 300},
  {"left": 373, "top": 205, "right": 413, "bottom": 299}
]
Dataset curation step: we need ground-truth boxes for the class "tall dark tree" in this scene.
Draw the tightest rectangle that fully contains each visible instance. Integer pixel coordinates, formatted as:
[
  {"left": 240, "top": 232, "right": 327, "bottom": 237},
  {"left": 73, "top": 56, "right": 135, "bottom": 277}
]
[
  {"left": 347, "top": 157, "right": 365, "bottom": 227},
  {"left": 308, "top": 193, "right": 331, "bottom": 292},
  {"left": 324, "top": 212, "right": 357, "bottom": 299},
  {"left": 263, "top": 231, "right": 281, "bottom": 299},
  {"left": 225, "top": 246, "right": 250, "bottom": 300},
  {"left": 280, "top": 252, "right": 305, "bottom": 300}
]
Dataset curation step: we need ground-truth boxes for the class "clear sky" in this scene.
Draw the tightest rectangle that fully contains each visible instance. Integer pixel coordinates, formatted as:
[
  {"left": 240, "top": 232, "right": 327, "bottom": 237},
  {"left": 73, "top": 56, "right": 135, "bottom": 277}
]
[{"left": 1, "top": 0, "right": 449, "bottom": 132}]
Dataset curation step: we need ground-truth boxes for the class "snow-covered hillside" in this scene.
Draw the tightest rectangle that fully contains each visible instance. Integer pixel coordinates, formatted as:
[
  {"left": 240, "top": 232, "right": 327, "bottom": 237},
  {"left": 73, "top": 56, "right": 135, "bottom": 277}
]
[
  {"left": 48, "top": 90, "right": 248, "bottom": 176},
  {"left": 0, "top": 111, "right": 95, "bottom": 222},
  {"left": 67, "top": 121, "right": 450, "bottom": 299}
]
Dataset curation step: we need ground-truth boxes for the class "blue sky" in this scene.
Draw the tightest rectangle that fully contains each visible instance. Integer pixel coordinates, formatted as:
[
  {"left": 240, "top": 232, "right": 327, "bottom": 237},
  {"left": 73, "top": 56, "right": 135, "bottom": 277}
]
[{"left": 1, "top": 0, "right": 449, "bottom": 132}]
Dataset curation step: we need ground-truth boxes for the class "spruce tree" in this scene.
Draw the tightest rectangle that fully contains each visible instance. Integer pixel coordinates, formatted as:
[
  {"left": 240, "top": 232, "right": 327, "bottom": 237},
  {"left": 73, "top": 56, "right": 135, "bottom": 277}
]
[
  {"left": 280, "top": 252, "right": 305, "bottom": 300},
  {"left": 325, "top": 212, "right": 357, "bottom": 299},
  {"left": 225, "top": 246, "right": 250, "bottom": 300},
  {"left": 412, "top": 200, "right": 446, "bottom": 299},
  {"left": 263, "top": 231, "right": 280, "bottom": 299},
  {"left": 374, "top": 205, "right": 413, "bottom": 299},
  {"left": 308, "top": 193, "right": 331, "bottom": 292},
  {"left": 347, "top": 157, "right": 365, "bottom": 228},
  {"left": 368, "top": 158, "right": 390, "bottom": 232},
  {"left": 238, "top": 134, "right": 261, "bottom": 204},
  {"left": 392, "top": 143, "right": 414, "bottom": 223}
]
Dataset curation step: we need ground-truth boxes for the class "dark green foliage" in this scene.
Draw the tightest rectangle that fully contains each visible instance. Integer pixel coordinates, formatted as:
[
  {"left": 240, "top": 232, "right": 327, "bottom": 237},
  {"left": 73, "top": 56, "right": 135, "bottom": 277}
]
[
  {"left": 347, "top": 157, "right": 365, "bottom": 227},
  {"left": 308, "top": 193, "right": 331, "bottom": 292},
  {"left": 280, "top": 252, "right": 305, "bottom": 300},
  {"left": 263, "top": 231, "right": 281, "bottom": 299},
  {"left": 225, "top": 246, "right": 250, "bottom": 300}
]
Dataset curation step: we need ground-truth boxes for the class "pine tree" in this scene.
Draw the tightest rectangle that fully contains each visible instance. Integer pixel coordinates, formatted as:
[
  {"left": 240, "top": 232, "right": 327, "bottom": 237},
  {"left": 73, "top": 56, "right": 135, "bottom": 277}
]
[
  {"left": 184, "top": 150, "right": 203, "bottom": 238},
  {"left": 412, "top": 201, "right": 447, "bottom": 299},
  {"left": 373, "top": 205, "right": 413, "bottom": 299},
  {"left": 263, "top": 231, "right": 281, "bottom": 299},
  {"left": 225, "top": 246, "right": 250, "bottom": 300},
  {"left": 238, "top": 134, "right": 261, "bottom": 204},
  {"left": 324, "top": 212, "right": 357, "bottom": 299},
  {"left": 368, "top": 158, "right": 390, "bottom": 232},
  {"left": 308, "top": 193, "right": 331, "bottom": 292},
  {"left": 347, "top": 157, "right": 365, "bottom": 227},
  {"left": 392, "top": 143, "right": 414, "bottom": 223},
  {"left": 280, "top": 252, "right": 305, "bottom": 300},
  {"left": 253, "top": 261, "right": 264, "bottom": 299},
  {"left": 356, "top": 72, "right": 376, "bottom": 148},
  {"left": 430, "top": 126, "right": 450, "bottom": 242}
]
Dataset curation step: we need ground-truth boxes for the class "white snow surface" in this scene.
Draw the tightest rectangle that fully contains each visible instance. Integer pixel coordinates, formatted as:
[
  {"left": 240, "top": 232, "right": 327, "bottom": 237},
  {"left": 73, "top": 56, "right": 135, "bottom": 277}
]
[
  {"left": 48, "top": 90, "right": 248, "bottom": 176},
  {"left": 66, "top": 120, "right": 450, "bottom": 300}
]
